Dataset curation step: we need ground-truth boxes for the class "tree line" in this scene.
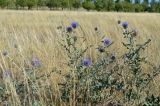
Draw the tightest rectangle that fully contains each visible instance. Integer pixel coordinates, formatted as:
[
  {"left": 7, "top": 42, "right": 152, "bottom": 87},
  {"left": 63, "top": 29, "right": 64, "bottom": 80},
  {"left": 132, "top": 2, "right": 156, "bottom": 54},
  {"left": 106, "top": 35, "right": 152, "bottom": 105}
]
[{"left": 0, "top": 0, "right": 160, "bottom": 12}]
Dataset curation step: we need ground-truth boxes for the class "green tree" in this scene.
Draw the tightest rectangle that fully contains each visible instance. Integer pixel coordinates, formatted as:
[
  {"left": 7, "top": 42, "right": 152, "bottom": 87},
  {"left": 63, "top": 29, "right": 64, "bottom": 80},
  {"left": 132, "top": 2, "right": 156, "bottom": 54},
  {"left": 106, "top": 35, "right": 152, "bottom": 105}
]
[
  {"left": 143, "top": 0, "right": 149, "bottom": 4},
  {"left": 103, "top": 0, "right": 115, "bottom": 11},
  {"left": 26, "top": 0, "right": 36, "bottom": 9},
  {"left": 95, "top": 0, "right": 104, "bottom": 11},
  {"left": 46, "top": 0, "right": 61, "bottom": 10},
  {"left": 135, "top": 0, "right": 140, "bottom": 4},
  {"left": 67, "top": 0, "right": 73, "bottom": 10},
  {"left": 15, "top": 0, "right": 26, "bottom": 9},
  {"left": 72, "top": 0, "right": 81, "bottom": 9},
  {"left": 125, "top": 0, "right": 131, "bottom": 3},
  {"left": 82, "top": 0, "right": 95, "bottom": 11},
  {"left": 4, "top": 0, "right": 14, "bottom": 9},
  {"left": 46, "top": 0, "right": 56, "bottom": 10},
  {"left": 134, "top": 4, "right": 144, "bottom": 12},
  {"left": 122, "top": 1, "right": 134, "bottom": 12},
  {"left": 115, "top": 0, "right": 123, "bottom": 12},
  {"left": 142, "top": 0, "right": 149, "bottom": 12},
  {"left": 60, "top": 0, "right": 68, "bottom": 10},
  {"left": 151, "top": 2, "right": 160, "bottom": 12},
  {"left": 37, "top": 0, "right": 45, "bottom": 9},
  {"left": 0, "top": 0, "right": 7, "bottom": 8}
]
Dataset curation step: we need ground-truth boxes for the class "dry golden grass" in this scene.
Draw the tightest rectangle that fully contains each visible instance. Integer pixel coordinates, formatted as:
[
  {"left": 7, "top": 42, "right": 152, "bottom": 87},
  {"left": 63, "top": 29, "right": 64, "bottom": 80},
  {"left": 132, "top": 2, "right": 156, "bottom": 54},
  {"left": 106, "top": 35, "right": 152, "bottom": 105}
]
[
  {"left": 1, "top": 11, "right": 160, "bottom": 70},
  {"left": 0, "top": 10, "right": 160, "bottom": 105}
]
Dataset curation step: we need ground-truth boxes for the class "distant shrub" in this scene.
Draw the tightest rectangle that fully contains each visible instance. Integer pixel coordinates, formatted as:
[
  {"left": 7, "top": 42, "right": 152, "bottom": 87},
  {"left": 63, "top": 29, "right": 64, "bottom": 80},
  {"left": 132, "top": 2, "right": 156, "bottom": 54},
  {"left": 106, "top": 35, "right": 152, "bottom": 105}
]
[
  {"left": 26, "top": 0, "right": 36, "bottom": 10},
  {"left": 46, "top": 0, "right": 61, "bottom": 10},
  {"left": 95, "top": 0, "right": 104, "bottom": 11},
  {"left": 122, "top": 1, "right": 134, "bottom": 12},
  {"left": 0, "top": 0, "right": 7, "bottom": 8},
  {"left": 134, "top": 4, "right": 144, "bottom": 12},
  {"left": 82, "top": 0, "right": 95, "bottom": 11},
  {"left": 115, "top": 2, "right": 123, "bottom": 12},
  {"left": 72, "top": 0, "right": 81, "bottom": 9},
  {"left": 15, "top": 0, "right": 26, "bottom": 9}
]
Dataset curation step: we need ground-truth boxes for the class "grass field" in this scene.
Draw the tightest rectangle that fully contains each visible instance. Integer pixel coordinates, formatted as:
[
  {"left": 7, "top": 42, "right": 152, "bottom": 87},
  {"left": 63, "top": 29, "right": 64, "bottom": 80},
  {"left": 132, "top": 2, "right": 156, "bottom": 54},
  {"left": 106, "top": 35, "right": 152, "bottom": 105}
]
[{"left": 0, "top": 10, "right": 160, "bottom": 105}]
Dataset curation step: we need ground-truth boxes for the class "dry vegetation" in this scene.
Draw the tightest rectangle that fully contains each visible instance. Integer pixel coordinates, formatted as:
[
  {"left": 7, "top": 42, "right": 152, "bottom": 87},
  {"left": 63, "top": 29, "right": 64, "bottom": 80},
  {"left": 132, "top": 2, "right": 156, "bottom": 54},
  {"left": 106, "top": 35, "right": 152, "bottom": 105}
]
[{"left": 0, "top": 10, "right": 160, "bottom": 105}]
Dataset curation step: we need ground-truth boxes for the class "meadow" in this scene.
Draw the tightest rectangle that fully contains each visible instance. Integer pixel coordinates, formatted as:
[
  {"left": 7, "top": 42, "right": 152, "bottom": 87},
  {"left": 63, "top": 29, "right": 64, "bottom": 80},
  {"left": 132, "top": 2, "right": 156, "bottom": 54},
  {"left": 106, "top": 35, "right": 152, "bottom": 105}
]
[{"left": 0, "top": 10, "right": 160, "bottom": 106}]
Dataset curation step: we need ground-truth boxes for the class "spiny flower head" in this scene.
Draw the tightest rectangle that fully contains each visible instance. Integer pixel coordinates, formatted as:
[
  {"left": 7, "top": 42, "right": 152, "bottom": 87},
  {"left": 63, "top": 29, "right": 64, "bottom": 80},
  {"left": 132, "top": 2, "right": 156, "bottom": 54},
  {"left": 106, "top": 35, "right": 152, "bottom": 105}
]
[
  {"left": 98, "top": 47, "right": 105, "bottom": 53},
  {"left": 132, "top": 29, "right": 138, "bottom": 37},
  {"left": 122, "top": 22, "right": 128, "bottom": 29},
  {"left": 31, "top": 57, "right": 41, "bottom": 68},
  {"left": 118, "top": 20, "right": 121, "bottom": 24},
  {"left": 71, "top": 21, "right": 79, "bottom": 29},
  {"left": 82, "top": 58, "right": 92, "bottom": 67},
  {"left": 94, "top": 27, "right": 98, "bottom": 31},
  {"left": 14, "top": 44, "right": 18, "bottom": 49},
  {"left": 2, "top": 49, "right": 8, "bottom": 56},
  {"left": 57, "top": 26, "right": 62, "bottom": 29},
  {"left": 3, "top": 70, "right": 12, "bottom": 78},
  {"left": 66, "top": 26, "right": 73, "bottom": 33},
  {"left": 104, "top": 38, "right": 112, "bottom": 46},
  {"left": 111, "top": 54, "right": 116, "bottom": 61},
  {"left": 73, "top": 36, "right": 77, "bottom": 42}
]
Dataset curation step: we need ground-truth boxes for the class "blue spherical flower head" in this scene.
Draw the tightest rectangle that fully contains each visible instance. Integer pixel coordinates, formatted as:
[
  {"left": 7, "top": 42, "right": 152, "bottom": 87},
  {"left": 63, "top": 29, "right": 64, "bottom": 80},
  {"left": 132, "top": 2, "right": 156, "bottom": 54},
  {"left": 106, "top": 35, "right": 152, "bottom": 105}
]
[
  {"left": 82, "top": 58, "right": 92, "bottom": 67},
  {"left": 66, "top": 26, "right": 73, "bottom": 33},
  {"left": 31, "top": 57, "right": 41, "bottom": 68},
  {"left": 71, "top": 22, "right": 79, "bottom": 29},
  {"left": 104, "top": 38, "right": 112, "bottom": 46},
  {"left": 2, "top": 49, "right": 8, "bottom": 56},
  {"left": 122, "top": 22, "right": 128, "bottom": 29}
]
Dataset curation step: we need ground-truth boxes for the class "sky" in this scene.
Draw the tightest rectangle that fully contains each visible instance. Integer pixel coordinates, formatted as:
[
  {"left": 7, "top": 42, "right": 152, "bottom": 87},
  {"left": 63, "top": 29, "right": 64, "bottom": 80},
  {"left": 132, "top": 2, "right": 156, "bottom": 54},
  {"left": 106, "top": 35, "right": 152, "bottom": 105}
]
[
  {"left": 132, "top": 0, "right": 160, "bottom": 3},
  {"left": 81, "top": 0, "right": 160, "bottom": 4}
]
